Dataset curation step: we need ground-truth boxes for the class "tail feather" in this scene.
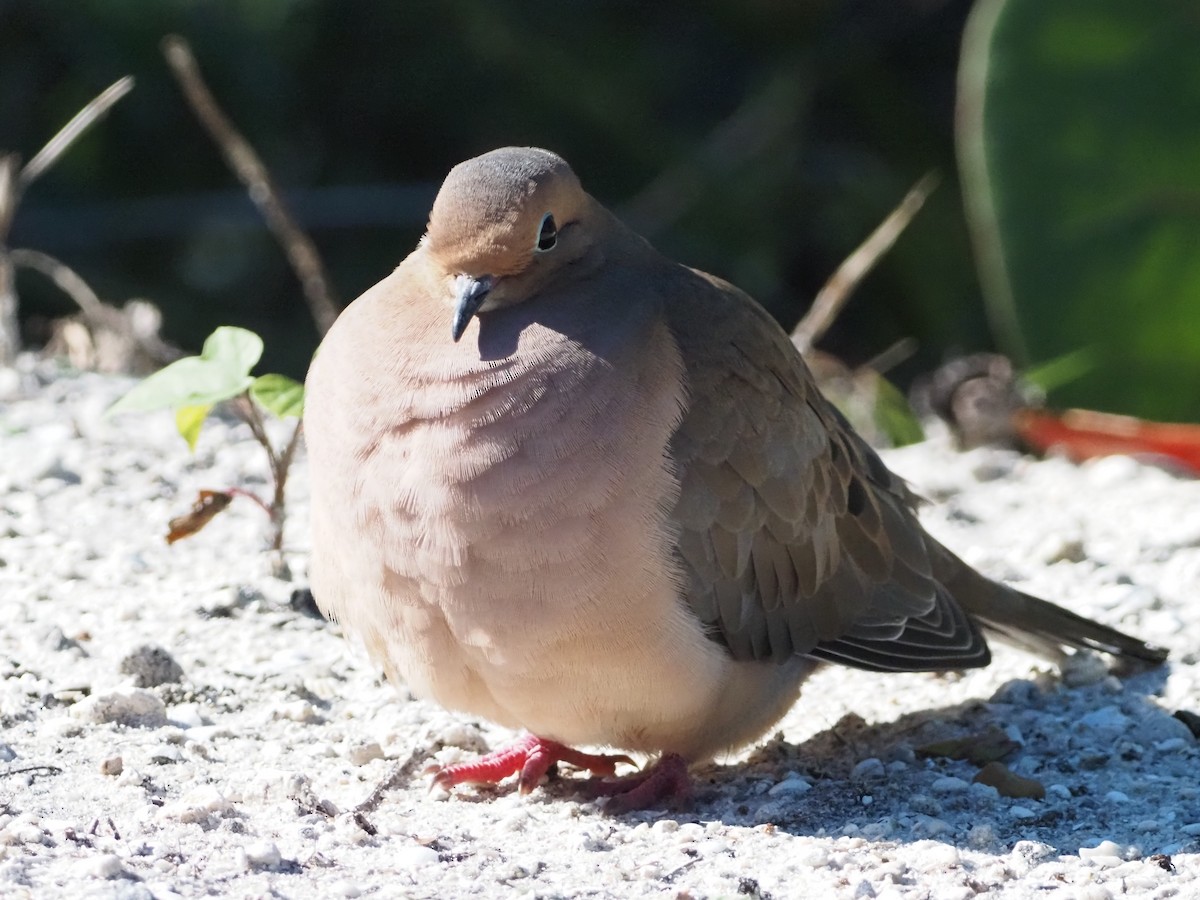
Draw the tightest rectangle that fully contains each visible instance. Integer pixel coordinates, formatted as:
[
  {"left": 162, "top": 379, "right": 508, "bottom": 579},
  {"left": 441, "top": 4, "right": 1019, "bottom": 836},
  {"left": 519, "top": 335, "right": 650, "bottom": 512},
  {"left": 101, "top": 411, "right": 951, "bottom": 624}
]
[{"left": 937, "top": 549, "right": 1168, "bottom": 665}]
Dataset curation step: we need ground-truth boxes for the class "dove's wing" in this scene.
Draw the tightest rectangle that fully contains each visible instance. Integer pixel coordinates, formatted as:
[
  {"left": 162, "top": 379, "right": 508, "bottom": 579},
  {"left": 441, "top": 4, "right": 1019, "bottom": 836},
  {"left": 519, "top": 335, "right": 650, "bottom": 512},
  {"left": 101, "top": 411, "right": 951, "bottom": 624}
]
[{"left": 664, "top": 268, "right": 990, "bottom": 672}]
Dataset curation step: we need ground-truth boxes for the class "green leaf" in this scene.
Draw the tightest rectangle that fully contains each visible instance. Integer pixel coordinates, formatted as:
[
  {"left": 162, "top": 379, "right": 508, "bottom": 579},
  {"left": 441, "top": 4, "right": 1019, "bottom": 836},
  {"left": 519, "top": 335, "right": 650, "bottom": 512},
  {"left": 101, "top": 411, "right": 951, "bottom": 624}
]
[
  {"left": 175, "top": 404, "right": 213, "bottom": 450},
  {"left": 106, "top": 357, "right": 254, "bottom": 415},
  {"left": 250, "top": 374, "right": 305, "bottom": 419},
  {"left": 959, "top": 0, "right": 1200, "bottom": 421},
  {"left": 106, "top": 326, "right": 264, "bottom": 417},
  {"left": 872, "top": 376, "right": 925, "bottom": 447},
  {"left": 201, "top": 326, "right": 263, "bottom": 374}
]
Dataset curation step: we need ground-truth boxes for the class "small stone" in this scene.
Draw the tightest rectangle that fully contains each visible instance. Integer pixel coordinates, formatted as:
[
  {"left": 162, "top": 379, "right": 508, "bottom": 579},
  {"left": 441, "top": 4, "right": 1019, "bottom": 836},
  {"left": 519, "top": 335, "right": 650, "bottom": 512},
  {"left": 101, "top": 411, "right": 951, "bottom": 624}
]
[
  {"left": 394, "top": 844, "right": 440, "bottom": 869},
  {"left": 1106, "top": 790, "right": 1130, "bottom": 803},
  {"left": 99, "top": 755, "right": 124, "bottom": 776},
  {"left": 1037, "top": 534, "right": 1085, "bottom": 564},
  {"left": 347, "top": 741, "right": 385, "bottom": 766},
  {"left": 1077, "top": 705, "right": 1130, "bottom": 738},
  {"left": 973, "top": 762, "right": 1045, "bottom": 800},
  {"left": 851, "top": 758, "right": 885, "bottom": 780},
  {"left": 768, "top": 774, "right": 811, "bottom": 796},
  {"left": 242, "top": 841, "right": 283, "bottom": 869},
  {"left": 930, "top": 776, "right": 970, "bottom": 793},
  {"left": 79, "top": 853, "right": 126, "bottom": 879},
  {"left": 796, "top": 846, "right": 830, "bottom": 868},
  {"left": 1079, "top": 839, "right": 1125, "bottom": 863},
  {"left": 967, "top": 823, "right": 997, "bottom": 849},
  {"left": 0, "top": 743, "right": 16, "bottom": 763},
  {"left": 1011, "top": 840, "right": 1055, "bottom": 869},
  {"left": 1046, "top": 783, "right": 1071, "bottom": 799},
  {"left": 73, "top": 689, "right": 167, "bottom": 728},
  {"left": 1010, "top": 806, "right": 1036, "bottom": 819},
  {"left": 119, "top": 644, "right": 184, "bottom": 687}
]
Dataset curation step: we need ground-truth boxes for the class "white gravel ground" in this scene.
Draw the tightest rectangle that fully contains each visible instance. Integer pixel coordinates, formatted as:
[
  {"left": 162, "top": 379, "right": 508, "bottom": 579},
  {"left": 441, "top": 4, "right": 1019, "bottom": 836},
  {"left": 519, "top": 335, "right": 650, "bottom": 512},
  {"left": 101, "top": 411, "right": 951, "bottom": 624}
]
[{"left": 1, "top": 361, "right": 1198, "bottom": 900}]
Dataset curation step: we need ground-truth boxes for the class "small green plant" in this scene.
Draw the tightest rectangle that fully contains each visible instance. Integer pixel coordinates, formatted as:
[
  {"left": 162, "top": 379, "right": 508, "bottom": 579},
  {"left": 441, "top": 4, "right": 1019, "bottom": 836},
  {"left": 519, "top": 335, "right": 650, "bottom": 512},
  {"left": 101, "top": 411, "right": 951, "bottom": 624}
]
[{"left": 107, "top": 325, "right": 303, "bottom": 577}]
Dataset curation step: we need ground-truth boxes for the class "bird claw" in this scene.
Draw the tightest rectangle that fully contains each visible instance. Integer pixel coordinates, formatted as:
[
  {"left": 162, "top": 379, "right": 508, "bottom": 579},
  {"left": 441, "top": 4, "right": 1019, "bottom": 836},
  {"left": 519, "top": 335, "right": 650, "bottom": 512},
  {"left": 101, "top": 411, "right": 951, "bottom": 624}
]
[
  {"left": 427, "top": 735, "right": 637, "bottom": 797},
  {"left": 582, "top": 752, "right": 692, "bottom": 813}
]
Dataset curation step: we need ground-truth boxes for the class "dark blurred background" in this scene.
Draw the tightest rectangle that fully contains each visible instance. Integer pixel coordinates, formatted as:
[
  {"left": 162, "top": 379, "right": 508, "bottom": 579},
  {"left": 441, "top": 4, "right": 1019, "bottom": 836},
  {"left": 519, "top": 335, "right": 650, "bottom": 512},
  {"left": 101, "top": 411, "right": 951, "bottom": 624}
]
[{"left": 2, "top": 0, "right": 985, "bottom": 381}]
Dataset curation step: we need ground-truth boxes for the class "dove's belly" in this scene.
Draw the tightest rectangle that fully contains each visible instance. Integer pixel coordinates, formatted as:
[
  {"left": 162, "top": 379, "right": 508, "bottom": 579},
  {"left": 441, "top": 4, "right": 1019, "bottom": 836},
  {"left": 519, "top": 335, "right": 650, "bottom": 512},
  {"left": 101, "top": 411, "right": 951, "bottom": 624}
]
[{"left": 308, "top": 312, "right": 812, "bottom": 760}]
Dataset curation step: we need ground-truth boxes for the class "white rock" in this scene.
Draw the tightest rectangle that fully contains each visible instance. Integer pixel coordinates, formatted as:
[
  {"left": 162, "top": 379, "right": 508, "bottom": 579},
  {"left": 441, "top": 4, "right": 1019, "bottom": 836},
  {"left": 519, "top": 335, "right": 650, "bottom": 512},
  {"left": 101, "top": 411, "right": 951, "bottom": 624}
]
[
  {"left": 242, "top": 841, "right": 283, "bottom": 869},
  {"left": 1079, "top": 840, "right": 1125, "bottom": 864},
  {"left": 72, "top": 688, "right": 167, "bottom": 728},
  {"left": 931, "top": 776, "right": 970, "bottom": 793},
  {"left": 394, "top": 844, "right": 440, "bottom": 869},
  {"left": 851, "top": 758, "right": 885, "bottom": 780},
  {"left": 768, "top": 775, "right": 812, "bottom": 796}
]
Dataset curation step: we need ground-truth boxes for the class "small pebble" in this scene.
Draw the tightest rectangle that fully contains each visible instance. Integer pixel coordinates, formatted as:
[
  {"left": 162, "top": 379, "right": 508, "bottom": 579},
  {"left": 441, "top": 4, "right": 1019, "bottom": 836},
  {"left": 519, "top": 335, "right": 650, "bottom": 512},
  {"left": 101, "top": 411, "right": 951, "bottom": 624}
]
[
  {"left": 80, "top": 853, "right": 126, "bottom": 880},
  {"left": 768, "top": 774, "right": 812, "bottom": 796},
  {"left": 347, "top": 741, "right": 385, "bottom": 766},
  {"left": 73, "top": 689, "right": 167, "bottom": 728},
  {"left": 851, "top": 758, "right": 885, "bottom": 780},
  {"left": 242, "top": 841, "right": 283, "bottom": 870},
  {"left": 930, "top": 776, "right": 970, "bottom": 793},
  {"left": 119, "top": 644, "right": 184, "bottom": 687},
  {"left": 99, "top": 755, "right": 124, "bottom": 776},
  {"left": 1079, "top": 840, "right": 1125, "bottom": 863},
  {"left": 394, "top": 844, "right": 440, "bottom": 869}
]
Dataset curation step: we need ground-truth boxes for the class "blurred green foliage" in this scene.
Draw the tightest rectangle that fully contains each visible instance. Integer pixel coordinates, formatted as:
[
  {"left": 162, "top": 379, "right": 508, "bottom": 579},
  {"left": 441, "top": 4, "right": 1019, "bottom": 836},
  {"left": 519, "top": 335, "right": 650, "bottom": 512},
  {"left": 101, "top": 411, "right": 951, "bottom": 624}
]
[
  {"left": 9, "top": 0, "right": 1196, "bottom": 423},
  {"left": 960, "top": 0, "right": 1200, "bottom": 421},
  {"left": 1, "top": 0, "right": 981, "bottom": 380}
]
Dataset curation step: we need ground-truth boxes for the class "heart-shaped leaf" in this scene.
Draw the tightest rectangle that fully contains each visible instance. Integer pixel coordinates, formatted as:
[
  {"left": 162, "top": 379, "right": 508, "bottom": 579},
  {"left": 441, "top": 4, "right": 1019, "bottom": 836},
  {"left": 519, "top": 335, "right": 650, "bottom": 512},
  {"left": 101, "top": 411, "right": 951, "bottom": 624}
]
[{"left": 251, "top": 374, "right": 305, "bottom": 419}]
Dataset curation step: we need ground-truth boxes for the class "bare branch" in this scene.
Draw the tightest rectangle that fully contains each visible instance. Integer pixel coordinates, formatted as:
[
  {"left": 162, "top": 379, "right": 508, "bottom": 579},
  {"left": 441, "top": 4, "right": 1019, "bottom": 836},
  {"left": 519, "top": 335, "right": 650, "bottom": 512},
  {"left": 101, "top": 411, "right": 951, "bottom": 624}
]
[
  {"left": 161, "top": 35, "right": 340, "bottom": 336},
  {"left": 19, "top": 77, "right": 135, "bottom": 191},
  {"left": 0, "top": 156, "right": 18, "bottom": 364},
  {"left": 793, "top": 171, "right": 940, "bottom": 355},
  {"left": 9, "top": 248, "right": 104, "bottom": 316}
]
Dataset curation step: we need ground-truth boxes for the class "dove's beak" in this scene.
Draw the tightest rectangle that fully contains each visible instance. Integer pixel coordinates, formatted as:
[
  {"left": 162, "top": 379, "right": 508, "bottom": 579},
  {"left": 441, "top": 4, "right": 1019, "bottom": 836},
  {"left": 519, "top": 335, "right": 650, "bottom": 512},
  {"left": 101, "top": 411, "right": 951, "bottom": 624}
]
[{"left": 451, "top": 274, "right": 494, "bottom": 342}]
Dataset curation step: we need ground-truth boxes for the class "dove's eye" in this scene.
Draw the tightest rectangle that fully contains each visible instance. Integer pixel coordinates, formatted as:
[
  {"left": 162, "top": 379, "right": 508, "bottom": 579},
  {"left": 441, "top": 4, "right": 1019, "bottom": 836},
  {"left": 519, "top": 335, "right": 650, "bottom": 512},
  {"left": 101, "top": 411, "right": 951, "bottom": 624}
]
[{"left": 536, "top": 213, "right": 558, "bottom": 252}]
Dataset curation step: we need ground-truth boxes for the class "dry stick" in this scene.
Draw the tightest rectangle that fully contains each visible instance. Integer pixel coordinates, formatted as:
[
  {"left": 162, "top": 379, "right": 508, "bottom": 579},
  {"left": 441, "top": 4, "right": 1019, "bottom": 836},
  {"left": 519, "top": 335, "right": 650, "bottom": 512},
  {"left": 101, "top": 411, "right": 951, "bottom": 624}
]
[
  {"left": 161, "top": 35, "right": 340, "bottom": 336},
  {"left": 792, "top": 171, "right": 940, "bottom": 355},
  {"left": 17, "top": 77, "right": 135, "bottom": 193},
  {"left": 9, "top": 248, "right": 104, "bottom": 316},
  {"left": 0, "top": 78, "right": 134, "bottom": 364}
]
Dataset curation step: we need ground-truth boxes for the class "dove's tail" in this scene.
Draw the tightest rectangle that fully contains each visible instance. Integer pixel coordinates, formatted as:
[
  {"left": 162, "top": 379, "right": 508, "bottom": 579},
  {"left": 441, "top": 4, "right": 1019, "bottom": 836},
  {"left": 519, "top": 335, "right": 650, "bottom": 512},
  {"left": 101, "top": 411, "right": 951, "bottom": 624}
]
[{"left": 938, "top": 551, "right": 1168, "bottom": 665}]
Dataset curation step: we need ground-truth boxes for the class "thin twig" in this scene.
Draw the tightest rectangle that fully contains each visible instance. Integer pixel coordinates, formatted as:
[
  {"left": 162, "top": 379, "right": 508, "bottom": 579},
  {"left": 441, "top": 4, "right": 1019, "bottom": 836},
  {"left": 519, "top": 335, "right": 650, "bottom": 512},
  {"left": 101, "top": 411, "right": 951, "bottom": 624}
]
[
  {"left": 351, "top": 747, "right": 425, "bottom": 834},
  {"left": 9, "top": 248, "right": 104, "bottom": 315},
  {"left": 861, "top": 336, "right": 918, "bottom": 376},
  {"left": 792, "top": 171, "right": 940, "bottom": 355},
  {"left": 18, "top": 77, "right": 135, "bottom": 191},
  {"left": 161, "top": 35, "right": 340, "bottom": 336}
]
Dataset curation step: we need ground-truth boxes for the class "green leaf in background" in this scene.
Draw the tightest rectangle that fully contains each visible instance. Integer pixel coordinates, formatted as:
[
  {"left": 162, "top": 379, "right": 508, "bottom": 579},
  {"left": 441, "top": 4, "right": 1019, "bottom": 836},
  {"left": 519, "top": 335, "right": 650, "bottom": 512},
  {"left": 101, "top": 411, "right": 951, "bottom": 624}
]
[
  {"left": 175, "top": 404, "right": 212, "bottom": 450},
  {"left": 250, "top": 374, "right": 305, "bottom": 419},
  {"left": 106, "top": 326, "right": 263, "bottom": 416},
  {"left": 202, "top": 325, "right": 263, "bottom": 375},
  {"left": 959, "top": 0, "right": 1200, "bottom": 421},
  {"left": 872, "top": 376, "right": 925, "bottom": 447}
]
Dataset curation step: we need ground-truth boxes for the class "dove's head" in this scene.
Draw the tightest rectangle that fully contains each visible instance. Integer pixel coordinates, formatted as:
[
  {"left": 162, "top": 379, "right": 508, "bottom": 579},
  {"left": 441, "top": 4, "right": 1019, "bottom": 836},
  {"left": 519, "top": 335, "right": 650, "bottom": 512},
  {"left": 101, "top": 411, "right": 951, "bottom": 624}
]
[{"left": 424, "top": 147, "right": 593, "bottom": 341}]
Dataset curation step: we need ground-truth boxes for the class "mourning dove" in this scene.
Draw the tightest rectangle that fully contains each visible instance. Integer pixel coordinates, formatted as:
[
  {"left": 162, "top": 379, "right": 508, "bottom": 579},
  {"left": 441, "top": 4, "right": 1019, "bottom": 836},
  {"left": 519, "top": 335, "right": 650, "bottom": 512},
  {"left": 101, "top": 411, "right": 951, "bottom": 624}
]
[{"left": 305, "top": 147, "right": 1165, "bottom": 811}]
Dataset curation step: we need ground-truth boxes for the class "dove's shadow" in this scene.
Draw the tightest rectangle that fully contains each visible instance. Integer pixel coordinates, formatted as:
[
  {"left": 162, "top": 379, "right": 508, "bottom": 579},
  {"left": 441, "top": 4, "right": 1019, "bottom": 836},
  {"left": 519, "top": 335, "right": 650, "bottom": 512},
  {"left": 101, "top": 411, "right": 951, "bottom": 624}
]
[{"left": 580, "top": 665, "right": 1195, "bottom": 857}]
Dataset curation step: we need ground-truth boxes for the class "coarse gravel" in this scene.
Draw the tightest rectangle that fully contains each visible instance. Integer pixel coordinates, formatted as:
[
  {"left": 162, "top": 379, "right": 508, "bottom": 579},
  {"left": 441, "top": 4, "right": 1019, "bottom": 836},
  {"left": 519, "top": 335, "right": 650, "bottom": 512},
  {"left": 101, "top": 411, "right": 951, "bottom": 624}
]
[{"left": 1, "top": 360, "right": 1198, "bottom": 899}]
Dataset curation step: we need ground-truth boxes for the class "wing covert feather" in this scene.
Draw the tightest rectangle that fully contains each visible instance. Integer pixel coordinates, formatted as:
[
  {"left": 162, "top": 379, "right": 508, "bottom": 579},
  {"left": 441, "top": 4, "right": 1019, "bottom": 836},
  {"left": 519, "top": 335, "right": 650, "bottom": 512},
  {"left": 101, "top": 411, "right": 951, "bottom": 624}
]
[{"left": 663, "top": 268, "right": 988, "bottom": 671}]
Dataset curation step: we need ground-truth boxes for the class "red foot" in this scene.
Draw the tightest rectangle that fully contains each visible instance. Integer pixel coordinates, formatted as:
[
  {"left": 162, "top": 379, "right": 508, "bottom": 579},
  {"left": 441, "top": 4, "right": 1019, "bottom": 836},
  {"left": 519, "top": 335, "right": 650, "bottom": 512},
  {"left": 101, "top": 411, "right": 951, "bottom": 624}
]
[
  {"left": 428, "top": 734, "right": 634, "bottom": 796},
  {"left": 583, "top": 752, "right": 692, "bottom": 813}
]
